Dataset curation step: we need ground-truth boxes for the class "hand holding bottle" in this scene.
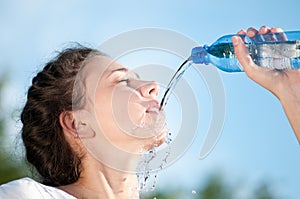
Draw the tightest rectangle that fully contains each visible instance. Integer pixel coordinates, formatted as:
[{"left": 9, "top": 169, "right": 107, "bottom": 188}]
[
  {"left": 232, "top": 26, "right": 300, "bottom": 144},
  {"left": 191, "top": 27, "right": 300, "bottom": 72}
]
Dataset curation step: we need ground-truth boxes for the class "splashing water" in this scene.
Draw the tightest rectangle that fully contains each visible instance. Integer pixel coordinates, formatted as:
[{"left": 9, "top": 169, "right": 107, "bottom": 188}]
[
  {"left": 137, "top": 58, "right": 192, "bottom": 192},
  {"left": 137, "top": 148, "right": 157, "bottom": 191},
  {"left": 137, "top": 129, "right": 172, "bottom": 191}
]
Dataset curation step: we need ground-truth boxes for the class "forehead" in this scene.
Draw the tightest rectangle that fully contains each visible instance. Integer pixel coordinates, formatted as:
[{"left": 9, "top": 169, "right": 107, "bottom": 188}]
[
  {"left": 76, "top": 55, "right": 123, "bottom": 91},
  {"left": 84, "top": 55, "right": 125, "bottom": 75}
]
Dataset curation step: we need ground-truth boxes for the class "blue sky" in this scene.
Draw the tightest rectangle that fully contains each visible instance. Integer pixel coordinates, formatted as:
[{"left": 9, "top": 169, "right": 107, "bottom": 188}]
[{"left": 1, "top": 0, "right": 300, "bottom": 198}]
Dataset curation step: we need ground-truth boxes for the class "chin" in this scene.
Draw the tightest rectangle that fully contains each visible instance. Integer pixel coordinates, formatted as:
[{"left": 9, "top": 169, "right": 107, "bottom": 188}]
[{"left": 143, "top": 130, "right": 167, "bottom": 152}]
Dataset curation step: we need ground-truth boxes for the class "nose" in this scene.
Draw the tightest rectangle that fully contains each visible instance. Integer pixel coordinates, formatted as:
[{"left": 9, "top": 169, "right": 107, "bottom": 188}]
[{"left": 133, "top": 80, "right": 159, "bottom": 99}]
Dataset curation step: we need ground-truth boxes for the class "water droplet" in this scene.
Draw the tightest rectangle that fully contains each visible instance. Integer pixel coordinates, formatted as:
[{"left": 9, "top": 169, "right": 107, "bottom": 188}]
[{"left": 192, "top": 190, "right": 196, "bottom": 194}]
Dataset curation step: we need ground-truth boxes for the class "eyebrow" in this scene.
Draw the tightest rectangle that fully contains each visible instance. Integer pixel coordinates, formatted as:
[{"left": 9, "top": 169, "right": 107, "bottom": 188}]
[
  {"left": 107, "top": 68, "right": 128, "bottom": 78},
  {"left": 107, "top": 67, "right": 140, "bottom": 79}
]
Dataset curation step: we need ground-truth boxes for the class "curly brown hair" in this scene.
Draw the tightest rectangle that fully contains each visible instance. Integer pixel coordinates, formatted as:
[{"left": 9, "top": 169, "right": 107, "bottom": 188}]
[{"left": 20, "top": 45, "right": 103, "bottom": 186}]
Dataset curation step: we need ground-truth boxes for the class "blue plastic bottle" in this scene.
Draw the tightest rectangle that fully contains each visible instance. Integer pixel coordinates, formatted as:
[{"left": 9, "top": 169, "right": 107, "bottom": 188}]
[{"left": 190, "top": 31, "right": 300, "bottom": 72}]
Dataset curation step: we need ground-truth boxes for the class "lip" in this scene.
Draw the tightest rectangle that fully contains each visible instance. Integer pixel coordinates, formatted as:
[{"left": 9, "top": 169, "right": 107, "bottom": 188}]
[
  {"left": 145, "top": 100, "right": 160, "bottom": 114},
  {"left": 146, "top": 106, "right": 160, "bottom": 114}
]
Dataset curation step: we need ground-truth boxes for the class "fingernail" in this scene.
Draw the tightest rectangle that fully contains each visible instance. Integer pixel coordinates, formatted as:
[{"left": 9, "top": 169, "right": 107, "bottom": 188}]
[{"left": 248, "top": 31, "right": 255, "bottom": 37}]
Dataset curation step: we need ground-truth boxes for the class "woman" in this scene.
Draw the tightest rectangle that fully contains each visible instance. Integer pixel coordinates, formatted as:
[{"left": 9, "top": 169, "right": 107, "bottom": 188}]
[
  {"left": 0, "top": 46, "right": 166, "bottom": 198},
  {"left": 233, "top": 26, "right": 300, "bottom": 143}
]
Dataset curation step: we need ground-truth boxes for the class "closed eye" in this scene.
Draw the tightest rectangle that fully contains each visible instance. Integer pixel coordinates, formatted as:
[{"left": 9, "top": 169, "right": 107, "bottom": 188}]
[
  {"left": 118, "top": 71, "right": 139, "bottom": 85},
  {"left": 118, "top": 79, "right": 129, "bottom": 84}
]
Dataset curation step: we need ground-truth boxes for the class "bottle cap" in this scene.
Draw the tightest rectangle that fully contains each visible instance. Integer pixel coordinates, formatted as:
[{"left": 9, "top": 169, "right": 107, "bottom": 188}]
[{"left": 191, "top": 46, "right": 209, "bottom": 64}]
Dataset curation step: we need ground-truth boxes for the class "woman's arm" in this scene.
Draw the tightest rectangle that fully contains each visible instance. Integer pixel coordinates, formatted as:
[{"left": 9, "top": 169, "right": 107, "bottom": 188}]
[{"left": 232, "top": 26, "right": 300, "bottom": 144}]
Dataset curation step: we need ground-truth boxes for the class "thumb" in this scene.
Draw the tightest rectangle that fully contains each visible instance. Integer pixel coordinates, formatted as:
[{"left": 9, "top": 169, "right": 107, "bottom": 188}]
[
  {"left": 232, "top": 36, "right": 278, "bottom": 93},
  {"left": 232, "top": 36, "right": 257, "bottom": 75}
]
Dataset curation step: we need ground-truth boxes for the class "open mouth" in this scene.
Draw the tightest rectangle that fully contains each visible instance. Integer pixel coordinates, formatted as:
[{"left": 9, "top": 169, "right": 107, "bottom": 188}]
[
  {"left": 146, "top": 106, "right": 160, "bottom": 114},
  {"left": 145, "top": 99, "right": 161, "bottom": 114}
]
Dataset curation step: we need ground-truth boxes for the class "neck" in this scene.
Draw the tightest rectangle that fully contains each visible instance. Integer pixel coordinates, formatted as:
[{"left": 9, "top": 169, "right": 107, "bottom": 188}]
[{"left": 59, "top": 154, "right": 141, "bottom": 199}]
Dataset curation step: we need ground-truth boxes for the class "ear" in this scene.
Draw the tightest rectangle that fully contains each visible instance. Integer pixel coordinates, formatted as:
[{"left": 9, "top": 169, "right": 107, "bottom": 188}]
[{"left": 59, "top": 111, "right": 77, "bottom": 137}]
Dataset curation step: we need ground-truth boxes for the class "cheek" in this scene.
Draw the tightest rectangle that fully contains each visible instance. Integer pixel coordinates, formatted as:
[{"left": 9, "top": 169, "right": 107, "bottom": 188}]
[
  {"left": 94, "top": 90, "right": 114, "bottom": 130},
  {"left": 112, "top": 88, "right": 145, "bottom": 129},
  {"left": 93, "top": 88, "right": 166, "bottom": 154},
  {"left": 95, "top": 86, "right": 144, "bottom": 136}
]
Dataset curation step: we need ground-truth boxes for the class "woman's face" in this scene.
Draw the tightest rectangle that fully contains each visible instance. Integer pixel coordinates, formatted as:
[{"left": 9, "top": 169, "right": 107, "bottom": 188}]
[{"left": 81, "top": 55, "right": 166, "bottom": 154}]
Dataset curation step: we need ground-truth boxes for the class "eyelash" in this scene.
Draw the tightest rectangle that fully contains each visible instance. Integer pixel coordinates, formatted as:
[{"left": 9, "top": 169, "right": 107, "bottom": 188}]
[{"left": 118, "top": 79, "right": 129, "bottom": 84}]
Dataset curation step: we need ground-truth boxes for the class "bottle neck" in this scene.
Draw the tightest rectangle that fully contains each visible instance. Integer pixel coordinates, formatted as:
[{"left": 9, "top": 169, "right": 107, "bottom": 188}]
[{"left": 191, "top": 45, "right": 209, "bottom": 64}]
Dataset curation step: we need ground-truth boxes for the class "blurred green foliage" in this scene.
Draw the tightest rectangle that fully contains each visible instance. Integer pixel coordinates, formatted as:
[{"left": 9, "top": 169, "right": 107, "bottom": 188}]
[
  {"left": 0, "top": 76, "right": 29, "bottom": 185},
  {"left": 141, "top": 172, "right": 280, "bottom": 199},
  {"left": 198, "top": 173, "right": 233, "bottom": 199}
]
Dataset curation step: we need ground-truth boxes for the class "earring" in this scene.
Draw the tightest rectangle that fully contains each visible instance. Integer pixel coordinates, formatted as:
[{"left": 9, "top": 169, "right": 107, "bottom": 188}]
[{"left": 75, "top": 121, "right": 87, "bottom": 138}]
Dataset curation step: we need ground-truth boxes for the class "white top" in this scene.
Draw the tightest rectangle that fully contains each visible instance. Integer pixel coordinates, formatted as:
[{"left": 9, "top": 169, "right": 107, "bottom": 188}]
[{"left": 0, "top": 178, "right": 76, "bottom": 199}]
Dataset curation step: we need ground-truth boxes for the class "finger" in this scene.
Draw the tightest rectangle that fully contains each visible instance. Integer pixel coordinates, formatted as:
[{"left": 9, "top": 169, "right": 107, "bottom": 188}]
[
  {"left": 276, "top": 32, "right": 288, "bottom": 41},
  {"left": 237, "top": 29, "right": 247, "bottom": 42},
  {"left": 259, "top": 26, "right": 270, "bottom": 34},
  {"left": 247, "top": 27, "right": 259, "bottom": 38},
  {"left": 237, "top": 29, "right": 247, "bottom": 35},
  {"left": 271, "top": 27, "right": 287, "bottom": 41},
  {"left": 247, "top": 27, "right": 263, "bottom": 42},
  {"left": 258, "top": 26, "right": 276, "bottom": 41},
  {"left": 270, "top": 27, "right": 284, "bottom": 33}
]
